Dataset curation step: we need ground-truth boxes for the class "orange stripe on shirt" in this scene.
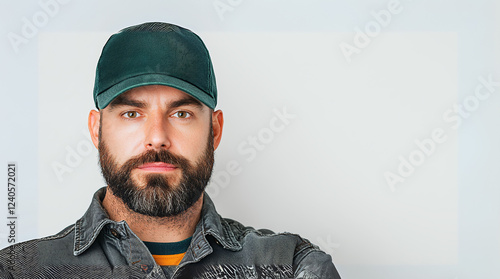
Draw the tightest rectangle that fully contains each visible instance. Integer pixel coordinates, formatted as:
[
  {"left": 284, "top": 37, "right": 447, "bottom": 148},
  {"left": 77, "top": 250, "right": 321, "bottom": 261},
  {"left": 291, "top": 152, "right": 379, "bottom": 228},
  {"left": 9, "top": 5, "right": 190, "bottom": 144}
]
[{"left": 151, "top": 252, "right": 186, "bottom": 266}]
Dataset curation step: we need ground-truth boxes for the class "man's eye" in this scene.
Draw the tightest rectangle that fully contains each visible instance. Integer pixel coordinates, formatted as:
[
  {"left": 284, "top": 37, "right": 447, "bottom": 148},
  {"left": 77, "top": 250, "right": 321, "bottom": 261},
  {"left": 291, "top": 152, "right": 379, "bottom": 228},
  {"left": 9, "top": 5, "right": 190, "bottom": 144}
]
[
  {"left": 173, "top": 111, "right": 191, "bottom": 119},
  {"left": 123, "top": 111, "right": 140, "bottom": 118}
]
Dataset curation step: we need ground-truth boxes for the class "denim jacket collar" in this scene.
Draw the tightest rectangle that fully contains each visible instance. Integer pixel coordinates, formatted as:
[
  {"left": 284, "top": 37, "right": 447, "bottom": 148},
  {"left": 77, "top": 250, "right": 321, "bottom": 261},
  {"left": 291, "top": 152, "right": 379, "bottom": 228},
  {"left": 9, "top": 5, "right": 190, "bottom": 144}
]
[
  {"left": 197, "top": 191, "right": 242, "bottom": 252},
  {"left": 72, "top": 187, "right": 242, "bottom": 256}
]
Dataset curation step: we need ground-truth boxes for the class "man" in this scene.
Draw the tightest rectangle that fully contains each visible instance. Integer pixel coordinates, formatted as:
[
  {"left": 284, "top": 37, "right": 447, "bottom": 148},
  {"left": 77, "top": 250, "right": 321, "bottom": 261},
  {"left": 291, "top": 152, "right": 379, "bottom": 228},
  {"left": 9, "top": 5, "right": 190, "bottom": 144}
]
[{"left": 0, "top": 22, "right": 341, "bottom": 278}]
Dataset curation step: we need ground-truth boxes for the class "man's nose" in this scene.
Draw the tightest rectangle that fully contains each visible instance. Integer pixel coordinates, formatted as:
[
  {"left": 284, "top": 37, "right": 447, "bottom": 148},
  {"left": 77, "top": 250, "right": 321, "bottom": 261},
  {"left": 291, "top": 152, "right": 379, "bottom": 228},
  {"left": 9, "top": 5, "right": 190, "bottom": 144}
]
[{"left": 144, "top": 112, "right": 171, "bottom": 150}]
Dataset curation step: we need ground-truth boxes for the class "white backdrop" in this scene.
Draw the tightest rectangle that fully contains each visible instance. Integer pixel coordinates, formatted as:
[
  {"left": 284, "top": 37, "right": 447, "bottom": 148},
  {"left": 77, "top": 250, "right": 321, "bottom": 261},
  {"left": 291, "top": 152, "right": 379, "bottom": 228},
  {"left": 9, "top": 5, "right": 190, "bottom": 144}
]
[{"left": 1, "top": 1, "right": 500, "bottom": 278}]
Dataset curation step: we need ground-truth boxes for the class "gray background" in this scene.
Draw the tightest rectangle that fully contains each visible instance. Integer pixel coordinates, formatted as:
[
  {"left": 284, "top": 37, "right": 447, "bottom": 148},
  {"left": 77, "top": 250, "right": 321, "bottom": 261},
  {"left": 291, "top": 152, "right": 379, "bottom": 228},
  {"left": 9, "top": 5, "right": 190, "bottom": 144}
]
[{"left": 1, "top": 1, "right": 499, "bottom": 278}]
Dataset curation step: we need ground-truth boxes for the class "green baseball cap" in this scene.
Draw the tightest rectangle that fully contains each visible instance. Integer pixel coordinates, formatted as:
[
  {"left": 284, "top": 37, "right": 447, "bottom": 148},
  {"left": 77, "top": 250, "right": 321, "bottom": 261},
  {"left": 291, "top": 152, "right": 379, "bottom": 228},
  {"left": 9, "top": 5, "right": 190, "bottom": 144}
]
[{"left": 93, "top": 22, "right": 217, "bottom": 109}]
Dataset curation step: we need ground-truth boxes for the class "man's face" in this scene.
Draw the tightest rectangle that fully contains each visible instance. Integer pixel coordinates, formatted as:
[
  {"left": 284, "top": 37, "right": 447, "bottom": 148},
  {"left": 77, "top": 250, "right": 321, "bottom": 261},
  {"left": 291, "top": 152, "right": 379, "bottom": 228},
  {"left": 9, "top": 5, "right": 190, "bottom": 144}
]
[{"left": 93, "top": 85, "right": 218, "bottom": 217}]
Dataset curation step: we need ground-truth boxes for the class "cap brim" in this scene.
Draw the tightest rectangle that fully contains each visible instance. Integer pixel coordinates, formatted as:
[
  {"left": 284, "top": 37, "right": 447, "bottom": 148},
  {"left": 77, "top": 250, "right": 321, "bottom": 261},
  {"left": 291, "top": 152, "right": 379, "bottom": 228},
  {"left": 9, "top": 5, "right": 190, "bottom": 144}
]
[{"left": 96, "top": 73, "right": 216, "bottom": 110}]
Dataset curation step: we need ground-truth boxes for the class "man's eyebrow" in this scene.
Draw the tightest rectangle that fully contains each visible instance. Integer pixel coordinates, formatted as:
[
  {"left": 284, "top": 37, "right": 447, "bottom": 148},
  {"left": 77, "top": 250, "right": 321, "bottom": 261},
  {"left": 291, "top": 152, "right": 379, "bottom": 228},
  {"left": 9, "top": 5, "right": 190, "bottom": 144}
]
[
  {"left": 169, "top": 96, "right": 204, "bottom": 110},
  {"left": 108, "top": 95, "right": 147, "bottom": 110}
]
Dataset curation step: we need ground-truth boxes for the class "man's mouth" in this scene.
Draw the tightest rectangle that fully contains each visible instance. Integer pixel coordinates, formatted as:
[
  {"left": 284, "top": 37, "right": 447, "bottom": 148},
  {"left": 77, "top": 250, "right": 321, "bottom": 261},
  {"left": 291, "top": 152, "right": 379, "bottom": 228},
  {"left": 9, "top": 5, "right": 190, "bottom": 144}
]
[{"left": 136, "top": 162, "right": 178, "bottom": 172}]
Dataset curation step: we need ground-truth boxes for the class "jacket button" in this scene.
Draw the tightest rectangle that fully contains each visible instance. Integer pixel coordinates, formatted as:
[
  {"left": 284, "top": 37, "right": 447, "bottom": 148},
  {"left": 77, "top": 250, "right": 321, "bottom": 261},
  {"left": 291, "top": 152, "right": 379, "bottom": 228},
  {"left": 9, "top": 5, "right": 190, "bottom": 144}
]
[{"left": 110, "top": 229, "right": 121, "bottom": 239}]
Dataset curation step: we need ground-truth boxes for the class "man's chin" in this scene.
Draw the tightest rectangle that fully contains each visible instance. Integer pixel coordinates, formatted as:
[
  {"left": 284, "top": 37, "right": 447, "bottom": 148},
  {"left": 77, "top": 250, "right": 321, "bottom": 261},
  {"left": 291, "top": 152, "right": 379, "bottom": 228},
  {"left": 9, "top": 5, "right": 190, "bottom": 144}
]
[{"left": 131, "top": 170, "right": 182, "bottom": 188}]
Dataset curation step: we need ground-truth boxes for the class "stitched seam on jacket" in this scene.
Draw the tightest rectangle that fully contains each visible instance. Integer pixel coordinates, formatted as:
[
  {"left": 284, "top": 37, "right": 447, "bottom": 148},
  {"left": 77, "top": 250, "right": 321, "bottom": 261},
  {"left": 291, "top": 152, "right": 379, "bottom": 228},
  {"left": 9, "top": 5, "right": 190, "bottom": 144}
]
[{"left": 38, "top": 224, "right": 74, "bottom": 242}]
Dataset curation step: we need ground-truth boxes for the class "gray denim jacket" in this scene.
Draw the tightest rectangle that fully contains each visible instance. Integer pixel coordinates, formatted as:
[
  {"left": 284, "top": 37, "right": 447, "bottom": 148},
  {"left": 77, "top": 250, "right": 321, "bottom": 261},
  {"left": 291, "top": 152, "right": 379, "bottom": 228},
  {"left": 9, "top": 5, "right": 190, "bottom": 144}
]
[{"left": 0, "top": 188, "right": 341, "bottom": 278}]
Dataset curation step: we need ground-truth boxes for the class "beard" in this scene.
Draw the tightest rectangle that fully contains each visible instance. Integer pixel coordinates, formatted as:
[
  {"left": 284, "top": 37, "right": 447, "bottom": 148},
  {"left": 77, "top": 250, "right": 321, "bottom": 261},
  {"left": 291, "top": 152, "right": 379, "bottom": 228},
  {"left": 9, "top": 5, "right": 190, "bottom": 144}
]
[{"left": 98, "top": 131, "right": 214, "bottom": 217}]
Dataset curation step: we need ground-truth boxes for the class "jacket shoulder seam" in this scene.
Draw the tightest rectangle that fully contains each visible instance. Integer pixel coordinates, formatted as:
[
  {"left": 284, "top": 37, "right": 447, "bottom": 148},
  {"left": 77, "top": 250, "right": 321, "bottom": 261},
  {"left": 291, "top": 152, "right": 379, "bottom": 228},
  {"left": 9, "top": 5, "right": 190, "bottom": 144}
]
[{"left": 38, "top": 224, "right": 75, "bottom": 242}]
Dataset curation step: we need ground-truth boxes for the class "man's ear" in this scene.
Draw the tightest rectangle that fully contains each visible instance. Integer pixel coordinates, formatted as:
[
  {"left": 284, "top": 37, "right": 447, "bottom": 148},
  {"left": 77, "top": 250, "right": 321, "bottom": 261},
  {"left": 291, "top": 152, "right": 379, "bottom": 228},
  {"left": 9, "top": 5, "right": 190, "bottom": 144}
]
[
  {"left": 212, "top": 110, "right": 224, "bottom": 150},
  {"left": 88, "top": 110, "right": 101, "bottom": 149}
]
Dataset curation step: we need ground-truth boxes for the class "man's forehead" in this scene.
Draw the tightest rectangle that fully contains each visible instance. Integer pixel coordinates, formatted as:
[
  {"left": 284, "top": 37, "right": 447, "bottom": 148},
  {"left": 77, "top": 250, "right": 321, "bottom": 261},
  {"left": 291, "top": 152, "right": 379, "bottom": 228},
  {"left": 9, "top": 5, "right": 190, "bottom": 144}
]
[{"left": 108, "top": 85, "right": 205, "bottom": 109}]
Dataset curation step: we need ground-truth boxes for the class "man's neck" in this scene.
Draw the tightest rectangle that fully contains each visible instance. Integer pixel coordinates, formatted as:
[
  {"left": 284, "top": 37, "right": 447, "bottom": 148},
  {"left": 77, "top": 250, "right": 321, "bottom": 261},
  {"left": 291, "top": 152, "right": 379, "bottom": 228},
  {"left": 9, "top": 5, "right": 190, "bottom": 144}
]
[{"left": 102, "top": 187, "right": 203, "bottom": 243}]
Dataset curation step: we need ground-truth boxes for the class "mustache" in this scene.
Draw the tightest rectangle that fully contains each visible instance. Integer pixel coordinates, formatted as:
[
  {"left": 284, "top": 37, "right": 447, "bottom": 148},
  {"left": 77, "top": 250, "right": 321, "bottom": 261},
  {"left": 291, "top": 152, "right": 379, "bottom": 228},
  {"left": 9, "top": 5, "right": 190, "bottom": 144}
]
[{"left": 122, "top": 149, "right": 190, "bottom": 171}]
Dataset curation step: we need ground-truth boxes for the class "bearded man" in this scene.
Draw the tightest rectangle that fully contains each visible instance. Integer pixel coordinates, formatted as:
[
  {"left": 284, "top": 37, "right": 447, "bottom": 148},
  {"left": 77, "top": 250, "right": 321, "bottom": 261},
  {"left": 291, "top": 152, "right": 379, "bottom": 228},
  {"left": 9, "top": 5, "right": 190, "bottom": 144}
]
[{"left": 0, "top": 22, "right": 341, "bottom": 278}]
